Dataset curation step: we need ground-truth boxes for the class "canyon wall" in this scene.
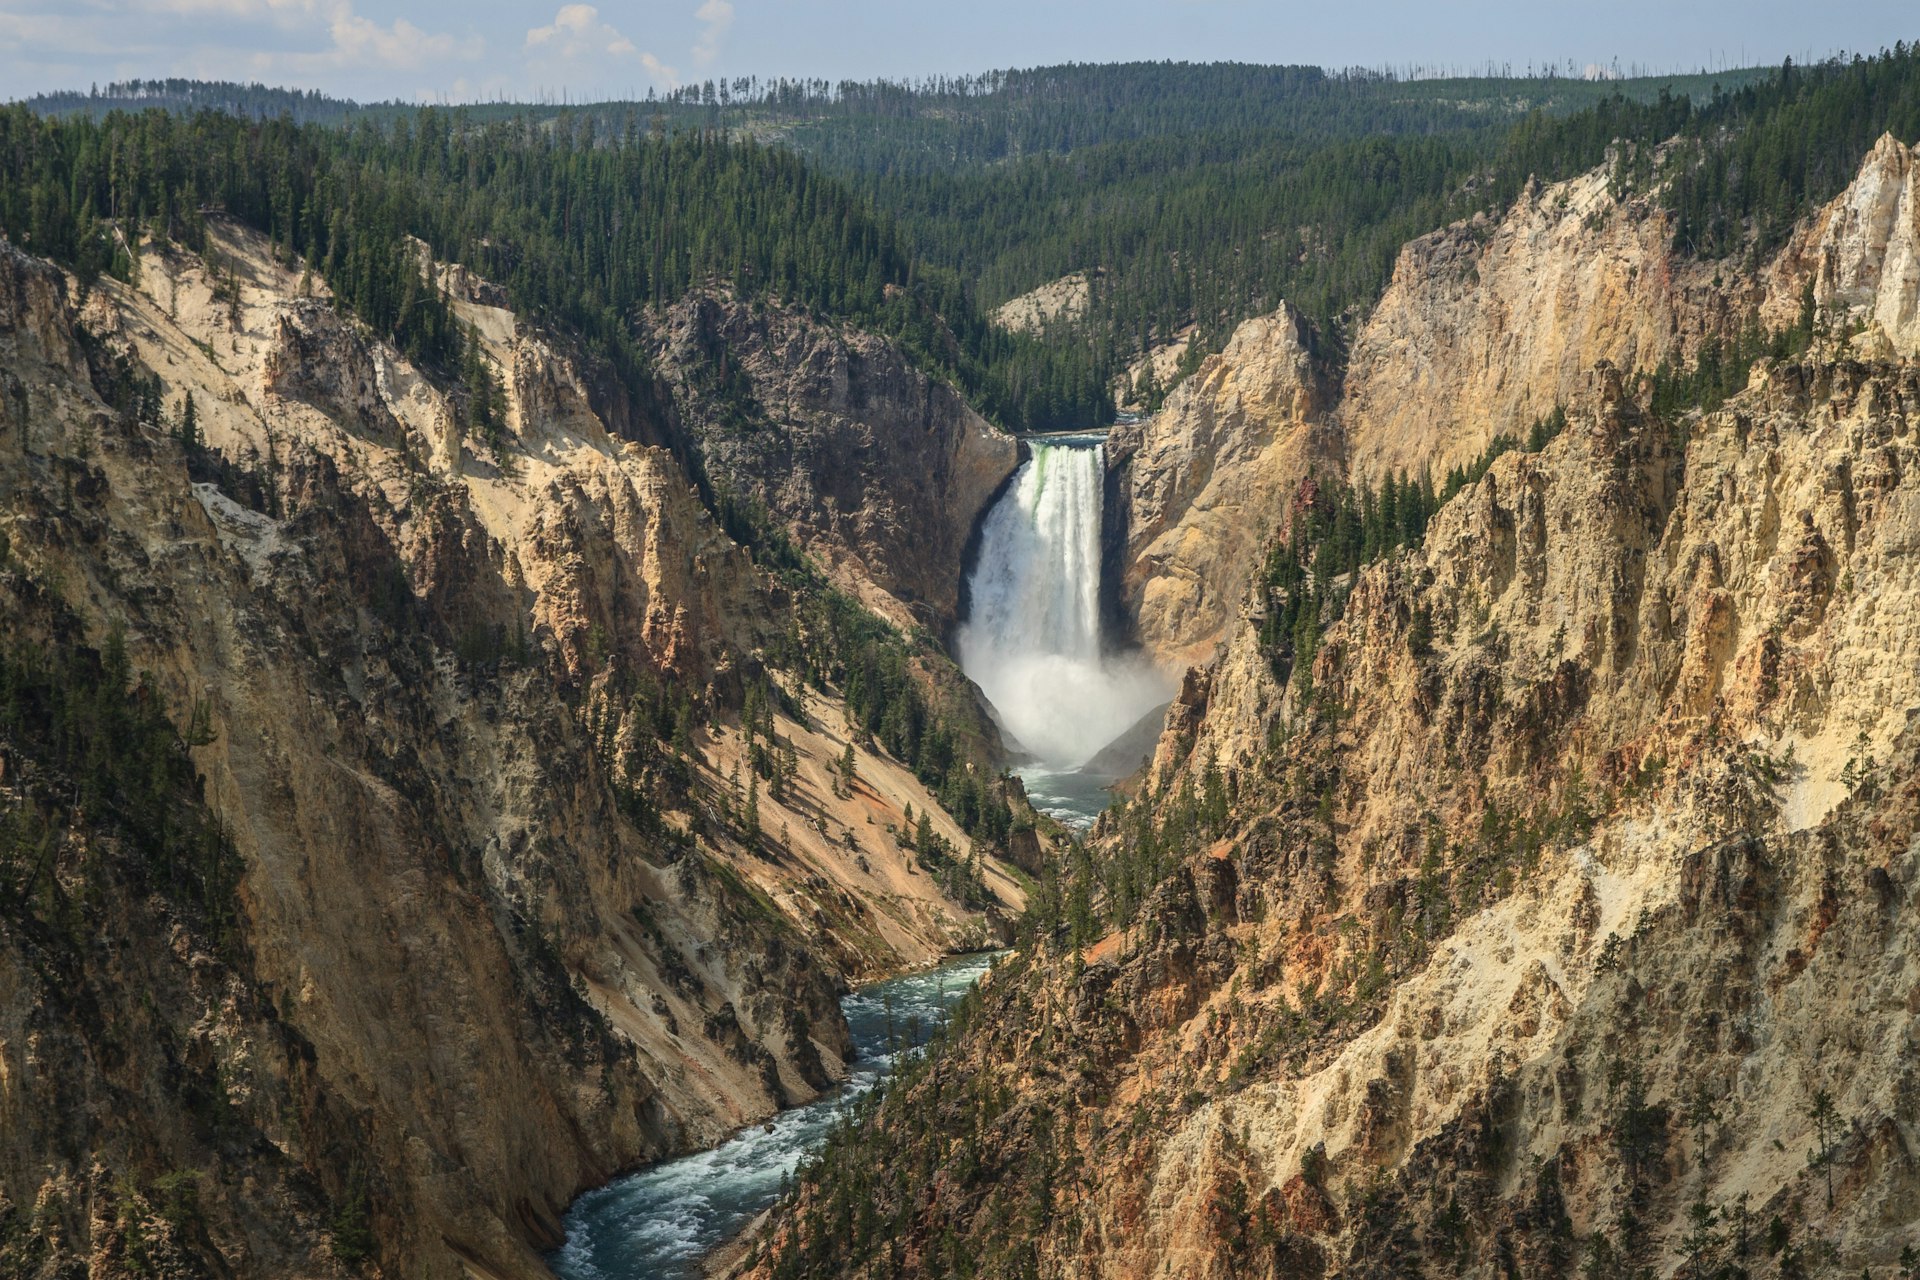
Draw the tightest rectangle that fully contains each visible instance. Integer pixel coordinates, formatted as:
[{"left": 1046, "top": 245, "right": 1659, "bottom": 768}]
[
  {"left": 1104, "top": 306, "right": 1338, "bottom": 667},
  {"left": 649, "top": 293, "right": 1021, "bottom": 634},
  {"left": 1340, "top": 162, "right": 1746, "bottom": 484},
  {"left": 1108, "top": 154, "right": 1778, "bottom": 673},
  {"left": 1076, "top": 347, "right": 1920, "bottom": 1276},
  {"left": 0, "top": 226, "right": 1024, "bottom": 1279},
  {"left": 1765, "top": 132, "right": 1920, "bottom": 359}
]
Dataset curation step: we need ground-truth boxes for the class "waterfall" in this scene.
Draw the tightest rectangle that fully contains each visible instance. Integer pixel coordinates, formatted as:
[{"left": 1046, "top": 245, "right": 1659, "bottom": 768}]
[{"left": 957, "top": 441, "right": 1170, "bottom": 771}]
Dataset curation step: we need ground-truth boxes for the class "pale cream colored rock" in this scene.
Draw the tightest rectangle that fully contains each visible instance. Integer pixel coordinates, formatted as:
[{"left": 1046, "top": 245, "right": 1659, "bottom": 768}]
[
  {"left": 1110, "top": 304, "right": 1338, "bottom": 668},
  {"left": 1766, "top": 132, "right": 1920, "bottom": 358},
  {"left": 1342, "top": 165, "right": 1737, "bottom": 484},
  {"left": 991, "top": 271, "right": 1092, "bottom": 335}
]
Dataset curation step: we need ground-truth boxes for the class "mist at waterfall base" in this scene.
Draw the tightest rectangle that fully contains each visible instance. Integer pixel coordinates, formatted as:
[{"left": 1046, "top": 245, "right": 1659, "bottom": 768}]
[
  {"left": 957, "top": 437, "right": 1172, "bottom": 827},
  {"left": 549, "top": 955, "right": 995, "bottom": 1280}
]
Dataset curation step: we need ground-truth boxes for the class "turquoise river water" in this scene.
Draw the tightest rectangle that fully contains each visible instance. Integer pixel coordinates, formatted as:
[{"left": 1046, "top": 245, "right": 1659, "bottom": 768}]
[{"left": 549, "top": 952, "right": 998, "bottom": 1279}]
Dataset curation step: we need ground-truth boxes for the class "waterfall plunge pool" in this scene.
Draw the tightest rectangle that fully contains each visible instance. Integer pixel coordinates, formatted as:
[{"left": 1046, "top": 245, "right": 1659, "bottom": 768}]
[{"left": 549, "top": 953, "right": 998, "bottom": 1280}]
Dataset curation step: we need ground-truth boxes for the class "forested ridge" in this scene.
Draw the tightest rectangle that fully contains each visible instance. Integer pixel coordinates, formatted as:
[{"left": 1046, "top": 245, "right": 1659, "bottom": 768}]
[
  {"left": 26, "top": 62, "right": 1764, "bottom": 162},
  {"left": 24, "top": 78, "right": 369, "bottom": 125},
  {"left": 840, "top": 45, "right": 1920, "bottom": 396},
  {"left": 11, "top": 49, "right": 1919, "bottom": 427},
  {"left": 0, "top": 105, "right": 1111, "bottom": 430}
]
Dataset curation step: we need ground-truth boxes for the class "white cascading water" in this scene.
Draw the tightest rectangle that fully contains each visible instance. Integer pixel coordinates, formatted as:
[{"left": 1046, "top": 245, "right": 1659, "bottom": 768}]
[{"left": 957, "top": 441, "right": 1171, "bottom": 771}]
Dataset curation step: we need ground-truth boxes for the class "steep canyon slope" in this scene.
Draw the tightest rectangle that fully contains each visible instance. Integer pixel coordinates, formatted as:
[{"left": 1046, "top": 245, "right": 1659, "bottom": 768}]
[
  {"left": 646, "top": 292, "right": 1020, "bottom": 635},
  {"left": 1105, "top": 306, "right": 1338, "bottom": 666},
  {"left": 1109, "top": 136, "right": 1920, "bottom": 673},
  {"left": 0, "top": 225, "right": 1026, "bottom": 1279}
]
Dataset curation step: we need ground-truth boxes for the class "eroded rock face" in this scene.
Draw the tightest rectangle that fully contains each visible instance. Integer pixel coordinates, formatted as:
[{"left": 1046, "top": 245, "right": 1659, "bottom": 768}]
[
  {"left": 1108, "top": 135, "right": 1920, "bottom": 683},
  {"left": 1766, "top": 132, "right": 1920, "bottom": 359},
  {"left": 1107, "top": 305, "right": 1339, "bottom": 667},
  {"left": 1341, "top": 163, "right": 1750, "bottom": 485},
  {"left": 651, "top": 294, "right": 1021, "bottom": 633},
  {"left": 0, "top": 227, "right": 1024, "bottom": 1279},
  {"left": 1085, "top": 355, "right": 1920, "bottom": 1275}
]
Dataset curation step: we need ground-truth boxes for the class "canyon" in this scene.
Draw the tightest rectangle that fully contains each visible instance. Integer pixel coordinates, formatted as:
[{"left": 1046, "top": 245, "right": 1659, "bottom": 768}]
[{"left": 3, "top": 72, "right": 1920, "bottom": 1280}]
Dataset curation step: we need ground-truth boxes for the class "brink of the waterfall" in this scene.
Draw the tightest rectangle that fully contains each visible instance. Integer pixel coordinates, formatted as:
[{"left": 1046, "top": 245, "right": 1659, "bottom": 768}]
[{"left": 957, "top": 439, "right": 1172, "bottom": 776}]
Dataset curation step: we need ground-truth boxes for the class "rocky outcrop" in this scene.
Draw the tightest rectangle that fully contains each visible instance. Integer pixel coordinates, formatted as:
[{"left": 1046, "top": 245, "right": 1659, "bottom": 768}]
[
  {"left": 991, "top": 271, "right": 1093, "bottom": 334},
  {"left": 1341, "top": 163, "right": 1749, "bottom": 484},
  {"left": 0, "top": 226, "right": 1025, "bottom": 1280},
  {"left": 650, "top": 294, "right": 1021, "bottom": 633},
  {"left": 1765, "top": 132, "right": 1920, "bottom": 359},
  {"left": 1106, "top": 305, "right": 1339, "bottom": 667}
]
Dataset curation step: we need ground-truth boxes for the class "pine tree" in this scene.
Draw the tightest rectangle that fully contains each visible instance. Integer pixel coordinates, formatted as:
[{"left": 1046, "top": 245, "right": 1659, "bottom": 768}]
[
  {"left": 177, "top": 390, "right": 200, "bottom": 452},
  {"left": 838, "top": 741, "right": 857, "bottom": 798},
  {"left": 1808, "top": 1089, "right": 1839, "bottom": 1210},
  {"left": 744, "top": 774, "right": 760, "bottom": 848}
]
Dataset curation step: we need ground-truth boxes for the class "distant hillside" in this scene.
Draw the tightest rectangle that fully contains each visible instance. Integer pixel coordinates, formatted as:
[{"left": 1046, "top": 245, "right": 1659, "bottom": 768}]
[
  {"left": 459, "top": 61, "right": 1776, "bottom": 177},
  {"left": 21, "top": 78, "right": 374, "bottom": 124}
]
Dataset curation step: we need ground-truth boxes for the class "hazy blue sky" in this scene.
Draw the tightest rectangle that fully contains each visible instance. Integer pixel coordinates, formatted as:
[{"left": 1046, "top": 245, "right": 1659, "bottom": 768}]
[{"left": 3, "top": 0, "right": 1916, "bottom": 103}]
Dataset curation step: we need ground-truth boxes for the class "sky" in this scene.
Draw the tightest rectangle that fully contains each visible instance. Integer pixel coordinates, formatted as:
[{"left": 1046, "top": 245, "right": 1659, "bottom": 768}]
[{"left": 2, "top": 0, "right": 1916, "bottom": 104}]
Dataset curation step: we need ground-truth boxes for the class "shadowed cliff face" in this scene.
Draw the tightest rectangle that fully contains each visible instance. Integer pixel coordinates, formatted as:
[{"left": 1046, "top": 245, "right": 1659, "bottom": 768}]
[
  {"left": 750, "top": 138, "right": 1920, "bottom": 1280},
  {"left": 649, "top": 293, "right": 1022, "bottom": 635},
  {"left": 0, "top": 226, "right": 1026, "bottom": 1279}
]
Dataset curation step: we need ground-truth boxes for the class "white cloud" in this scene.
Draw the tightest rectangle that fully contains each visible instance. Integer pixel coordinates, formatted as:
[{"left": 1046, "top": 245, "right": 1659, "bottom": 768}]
[
  {"left": 324, "top": 6, "right": 478, "bottom": 68},
  {"left": 187, "top": 0, "right": 475, "bottom": 72},
  {"left": 526, "top": 5, "right": 623, "bottom": 55},
  {"left": 140, "top": 0, "right": 322, "bottom": 20},
  {"left": 691, "top": 0, "right": 731, "bottom": 66},
  {"left": 0, "top": 10, "right": 165, "bottom": 56},
  {"left": 525, "top": 3, "right": 676, "bottom": 84}
]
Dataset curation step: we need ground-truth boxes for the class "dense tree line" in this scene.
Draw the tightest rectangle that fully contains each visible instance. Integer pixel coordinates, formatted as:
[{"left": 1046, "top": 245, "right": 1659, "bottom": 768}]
[
  {"left": 26, "top": 78, "right": 369, "bottom": 125},
  {"left": 0, "top": 620, "right": 243, "bottom": 954},
  {"left": 572, "top": 61, "right": 1761, "bottom": 178},
  {"left": 626, "top": 48, "right": 1917, "bottom": 396},
  {"left": 1485, "top": 46, "right": 1920, "bottom": 264},
  {"left": 0, "top": 104, "right": 1108, "bottom": 429},
  {"left": 1657, "top": 50, "right": 1920, "bottom": 259},
  {"left": 17, "top": 49, "right": 1913, "bottom": 429},
  {"left": 852, "top": 46, "right": 1920, "bottom": 385},
  {"left": 41, "top": 64, "right": 1756, "bottom": 172}
]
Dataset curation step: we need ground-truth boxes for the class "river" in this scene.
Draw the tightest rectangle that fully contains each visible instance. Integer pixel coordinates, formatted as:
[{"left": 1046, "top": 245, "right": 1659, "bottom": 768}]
[
  {"left": 551, "top": 433, "right": 1150, "bottom": 1276},
  {"left": 548, "top": 952, "right": 999, "bottom": 1280}
]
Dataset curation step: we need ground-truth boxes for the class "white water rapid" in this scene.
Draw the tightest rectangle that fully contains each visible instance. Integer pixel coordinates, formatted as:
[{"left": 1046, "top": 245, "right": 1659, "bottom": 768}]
[{"left": 956, "top": 438, "right": 1172, "bottom": 774}]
